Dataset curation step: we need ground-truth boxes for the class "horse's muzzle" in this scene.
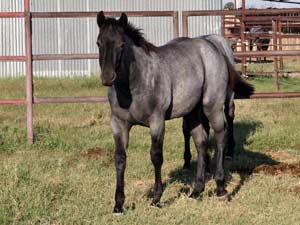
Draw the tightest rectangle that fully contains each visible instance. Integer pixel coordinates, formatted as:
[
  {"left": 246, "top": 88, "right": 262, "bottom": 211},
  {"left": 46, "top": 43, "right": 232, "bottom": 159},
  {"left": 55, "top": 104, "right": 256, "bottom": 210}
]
[{"left": 101, "top": 72, "right": 116, "bottom": 86}]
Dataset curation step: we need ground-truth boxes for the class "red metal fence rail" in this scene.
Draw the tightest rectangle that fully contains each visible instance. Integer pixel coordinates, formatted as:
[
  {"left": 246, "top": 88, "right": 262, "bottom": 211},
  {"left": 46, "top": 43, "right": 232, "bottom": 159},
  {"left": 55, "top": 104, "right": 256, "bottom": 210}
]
[{"left": 0, "top": 0, "right": 179, "bottom": 143}]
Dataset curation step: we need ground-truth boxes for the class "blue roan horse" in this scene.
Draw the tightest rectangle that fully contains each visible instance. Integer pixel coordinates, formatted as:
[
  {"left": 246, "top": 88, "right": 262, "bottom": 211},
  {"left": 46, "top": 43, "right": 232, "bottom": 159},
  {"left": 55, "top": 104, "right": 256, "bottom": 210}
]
[{"left": 96, "top": 12, "right": 254, "bottom": 213}]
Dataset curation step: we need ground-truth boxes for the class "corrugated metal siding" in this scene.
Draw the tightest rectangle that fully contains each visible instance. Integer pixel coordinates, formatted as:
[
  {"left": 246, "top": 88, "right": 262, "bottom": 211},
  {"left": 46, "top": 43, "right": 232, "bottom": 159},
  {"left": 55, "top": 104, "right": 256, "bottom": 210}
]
[
  {"left": 0, "top": 0, "right": 25, "bottom": 77},
  {"left": 1, "top": 0, "right": 223, "bottom": 77},
  {"left": 0, "top": 0, "right": 23, "bottom": 12}
]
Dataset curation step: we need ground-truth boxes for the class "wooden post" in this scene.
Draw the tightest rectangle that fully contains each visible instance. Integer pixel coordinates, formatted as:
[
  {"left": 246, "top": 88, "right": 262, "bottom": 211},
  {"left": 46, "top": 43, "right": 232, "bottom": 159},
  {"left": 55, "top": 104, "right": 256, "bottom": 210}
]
[{"left": 24, "top": 0, "right": 34, "bottom": 144}]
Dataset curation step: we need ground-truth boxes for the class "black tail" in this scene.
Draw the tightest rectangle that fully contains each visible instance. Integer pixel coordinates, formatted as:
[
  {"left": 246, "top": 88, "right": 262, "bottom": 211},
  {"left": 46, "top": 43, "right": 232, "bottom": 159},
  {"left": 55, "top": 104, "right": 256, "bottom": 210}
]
[
  {"left": 207, "top": 35, "right": 255, "bottom": 99},
  {"left": 227, "top": 60, "right": 255, "bottom": 99}
]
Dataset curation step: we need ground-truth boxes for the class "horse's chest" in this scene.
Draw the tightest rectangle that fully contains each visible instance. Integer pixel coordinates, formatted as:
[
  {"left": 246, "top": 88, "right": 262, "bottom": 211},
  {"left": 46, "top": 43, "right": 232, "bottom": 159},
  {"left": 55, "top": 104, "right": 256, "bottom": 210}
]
[
  {"left": 128, "top": 100, "right": 152, "bottom": 124},
  {"left": 109, "top": 93, "right": 151, "bottom": 126}
]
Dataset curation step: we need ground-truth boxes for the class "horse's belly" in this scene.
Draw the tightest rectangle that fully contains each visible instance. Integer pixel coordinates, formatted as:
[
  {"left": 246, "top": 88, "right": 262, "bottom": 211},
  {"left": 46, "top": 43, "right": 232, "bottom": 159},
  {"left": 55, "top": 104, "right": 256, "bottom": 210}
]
[{"left": 169, "top": 82, "right": 202, "bottom": 119}]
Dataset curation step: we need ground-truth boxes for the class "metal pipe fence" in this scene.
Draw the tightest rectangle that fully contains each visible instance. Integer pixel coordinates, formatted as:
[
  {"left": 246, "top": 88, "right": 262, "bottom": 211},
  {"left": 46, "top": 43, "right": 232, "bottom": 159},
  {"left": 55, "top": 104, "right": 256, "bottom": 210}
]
[
  {"left": 182, "top": 8, "right": 300, "bottom": 92},
  {"left": 1, "top": 0, "right": 300, "bottom": 143}
]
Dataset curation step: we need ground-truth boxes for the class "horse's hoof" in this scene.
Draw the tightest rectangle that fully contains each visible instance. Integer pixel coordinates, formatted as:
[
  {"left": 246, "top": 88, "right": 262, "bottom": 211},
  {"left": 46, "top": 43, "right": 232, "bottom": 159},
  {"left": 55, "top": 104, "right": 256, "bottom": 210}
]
[
  {"left": 217, "top": 192, "right": 231, "bottom": 202},
  {"left": 150, "top": 201, "right": 161, "bottom": 208},
  {"left": 216, "top": 189, "right": 231, "bottom": 201},
  {"left": 113, "top": 206, "right": 123, "bottom": 214},
  {"left": 217, "top": 188, "right": 227, "bottom": 196},
  {"left": 189, "top": 190, "right": 202, "bottom": 199},
  {"left": 183, "top": 163, "right": 192, "bottom": 171}
]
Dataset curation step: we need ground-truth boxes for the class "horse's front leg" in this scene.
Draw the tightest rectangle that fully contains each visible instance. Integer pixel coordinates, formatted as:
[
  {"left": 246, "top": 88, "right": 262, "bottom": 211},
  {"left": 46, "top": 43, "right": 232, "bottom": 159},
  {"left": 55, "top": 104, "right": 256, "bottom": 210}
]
[
  {"left": 149, "top": 116, "right": 165, "bottom": 207},
  {"left": 111, "top": 116, "right": 131, "bottom": 214}
]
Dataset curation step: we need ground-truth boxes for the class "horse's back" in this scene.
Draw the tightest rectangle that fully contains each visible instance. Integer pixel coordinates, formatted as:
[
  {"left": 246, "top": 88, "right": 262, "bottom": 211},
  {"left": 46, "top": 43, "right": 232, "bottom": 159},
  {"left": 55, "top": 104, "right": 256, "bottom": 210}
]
[
  {"left": 158, "top": 38, "right": 229, "bottom": 118},
  {"left": 200, "top": 35, "right": 235, "bottom": 65}
]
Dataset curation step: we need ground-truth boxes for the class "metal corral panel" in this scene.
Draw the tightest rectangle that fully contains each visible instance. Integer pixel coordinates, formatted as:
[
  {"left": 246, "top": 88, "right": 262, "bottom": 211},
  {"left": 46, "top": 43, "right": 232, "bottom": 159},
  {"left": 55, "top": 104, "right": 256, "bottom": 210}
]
[{"left": 1, "top": 0, "right": 223, "bottom": 77}]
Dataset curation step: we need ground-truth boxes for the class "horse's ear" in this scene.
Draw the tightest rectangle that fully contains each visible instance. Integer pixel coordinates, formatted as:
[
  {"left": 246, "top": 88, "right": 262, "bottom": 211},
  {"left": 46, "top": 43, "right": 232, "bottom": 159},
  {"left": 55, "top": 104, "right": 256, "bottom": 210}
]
[
  {"left": 97, "top": 11, "right": 105, "bottom": 28},
  {"left": 118, "top": 12, "right": 128, "bottom": 27}
]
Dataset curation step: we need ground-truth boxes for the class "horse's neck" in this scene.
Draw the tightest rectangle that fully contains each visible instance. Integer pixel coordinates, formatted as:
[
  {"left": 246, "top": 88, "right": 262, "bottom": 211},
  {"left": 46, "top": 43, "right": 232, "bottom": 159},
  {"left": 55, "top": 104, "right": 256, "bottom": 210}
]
[
  {"left": 112, "top": 45, "right": 155, "bottom": 109},
  {"left": 116, "top": 41, "right": 157, "bottom": 91}
]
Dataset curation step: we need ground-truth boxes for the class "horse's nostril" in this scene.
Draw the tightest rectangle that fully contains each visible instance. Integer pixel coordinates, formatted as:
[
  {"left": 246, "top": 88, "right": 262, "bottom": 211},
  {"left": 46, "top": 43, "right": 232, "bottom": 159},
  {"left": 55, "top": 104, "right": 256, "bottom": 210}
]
[
  {"left": 111, "top": 72, "right": 117, "bottom": 82},
  {"left": 102, "top": 80, "right": 112, "bottom": 86},
  {"left": 101, "top": 73, "right": 116, "bottom": 86}
]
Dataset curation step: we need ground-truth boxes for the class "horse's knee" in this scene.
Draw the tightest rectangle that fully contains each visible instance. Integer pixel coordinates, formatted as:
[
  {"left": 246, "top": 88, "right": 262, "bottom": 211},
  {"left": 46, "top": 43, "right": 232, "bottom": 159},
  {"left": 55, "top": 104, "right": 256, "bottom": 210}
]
[
  {"left": 151, "top": 148, "right": 163, "bottom": 166},
  {"left": 114, "top": 151, "right": 126, "bottom": 169},
  {"left": 150, "top": 117, "right": 165, "bottom": 164},
  {"left": 111, "top": 116, "right": 130, "bottom": 150},
  {"left": 150, "top": 136, "right": 164, "bottom": 166}
]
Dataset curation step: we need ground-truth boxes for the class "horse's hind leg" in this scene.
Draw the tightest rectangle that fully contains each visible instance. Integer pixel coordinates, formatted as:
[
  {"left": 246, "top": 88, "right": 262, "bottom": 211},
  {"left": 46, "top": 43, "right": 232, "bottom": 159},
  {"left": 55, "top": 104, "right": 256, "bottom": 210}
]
[
  {"left": 149, "top": 116, "right": 165, "bottom": 207},
  {"left": 184, "top": 110, "right": 210, "bottom": 198},
  {"left": 182, "top": 119, "right": 192, "bottom": 170},
  {"left": 204, "top": 105, "right": 228, "bottom": 197},
  {"left": 111, "top": 116, "right": 131, "bottom": 214},
  {"left": 224, "top": 90, "right": 235, "bottom": 159}
]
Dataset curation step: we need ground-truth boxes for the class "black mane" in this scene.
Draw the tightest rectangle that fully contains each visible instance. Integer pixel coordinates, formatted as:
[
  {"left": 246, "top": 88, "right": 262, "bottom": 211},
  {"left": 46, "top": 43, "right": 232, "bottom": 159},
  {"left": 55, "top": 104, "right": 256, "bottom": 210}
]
[
  {"left": 124, "top": 23, "right": 158, "bottom": 54},
  {"left": 103, "top": 17, "right": 157, "bottom": 54}
]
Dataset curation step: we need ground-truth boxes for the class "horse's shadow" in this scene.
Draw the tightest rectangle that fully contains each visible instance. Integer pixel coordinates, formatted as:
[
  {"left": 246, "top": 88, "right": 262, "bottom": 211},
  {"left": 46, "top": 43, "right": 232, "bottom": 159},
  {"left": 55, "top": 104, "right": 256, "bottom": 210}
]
[{"left": 148, "top": 120, "right": 278, "bottom": 202}]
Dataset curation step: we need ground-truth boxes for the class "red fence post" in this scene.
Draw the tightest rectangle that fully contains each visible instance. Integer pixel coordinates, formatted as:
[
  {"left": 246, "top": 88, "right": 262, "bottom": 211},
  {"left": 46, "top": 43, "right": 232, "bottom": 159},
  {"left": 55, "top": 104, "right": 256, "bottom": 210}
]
[
  {"left": 24, "top": 0, "right": 34, "bottom": 144},
  {"left": 182, "top": 11, "right": 188, "bottom": 37},
  {"left": 272, "top": 20, "right": 279, "bottom": 92},
  {"left": 173, "top": 11, "right": 179, "bottom": 38},
  {"left": 241, "top": 0, "right": 247, "bottom": 78},
  {"left": 278, "top": 20, "right": 284, "bottom": 72}
]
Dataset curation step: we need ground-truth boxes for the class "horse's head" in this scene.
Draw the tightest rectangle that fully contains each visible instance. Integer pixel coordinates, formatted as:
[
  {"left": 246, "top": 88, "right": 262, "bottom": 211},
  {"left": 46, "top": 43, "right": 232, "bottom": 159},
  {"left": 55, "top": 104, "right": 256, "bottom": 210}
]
[{"left": 96, "top": 11, "right": 128, "bottom": 86}]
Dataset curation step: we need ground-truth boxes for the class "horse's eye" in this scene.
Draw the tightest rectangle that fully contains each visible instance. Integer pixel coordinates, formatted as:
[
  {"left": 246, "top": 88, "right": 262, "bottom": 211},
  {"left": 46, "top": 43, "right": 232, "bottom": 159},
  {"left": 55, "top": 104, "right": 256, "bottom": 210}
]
[{"left": 96, "top": 41, "right": 102, "bottom": 48}]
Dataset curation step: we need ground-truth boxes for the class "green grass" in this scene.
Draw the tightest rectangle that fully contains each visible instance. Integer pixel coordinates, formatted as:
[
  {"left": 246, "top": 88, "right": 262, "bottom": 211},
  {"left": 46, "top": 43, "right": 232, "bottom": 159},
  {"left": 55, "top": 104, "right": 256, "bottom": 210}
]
[
  {"left": 236, "top": 57, "right": 300, "bottom": 76},
  {"left": 234, "top": 60, "right": 300, "bottom": 92},
  {"left": 248, "top": 76, "right": 300, "bottom": 92},
  {"left": 1, "top": 77, "right": 300, "bottom": 224}
]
